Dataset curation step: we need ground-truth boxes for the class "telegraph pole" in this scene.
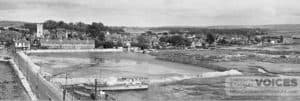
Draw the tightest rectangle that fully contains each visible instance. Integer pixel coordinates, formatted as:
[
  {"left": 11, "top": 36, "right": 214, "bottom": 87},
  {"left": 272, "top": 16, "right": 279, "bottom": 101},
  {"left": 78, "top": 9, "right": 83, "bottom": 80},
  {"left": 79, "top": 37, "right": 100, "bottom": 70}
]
[
  {"left": 63, "top": 72, "right": 68, "bottom": 101},
  {"left": 65, "top": 72, "right": 68, "bottom": 87},
  {"left": 94, "top": 79, "right": 97, "bottom": 100}
]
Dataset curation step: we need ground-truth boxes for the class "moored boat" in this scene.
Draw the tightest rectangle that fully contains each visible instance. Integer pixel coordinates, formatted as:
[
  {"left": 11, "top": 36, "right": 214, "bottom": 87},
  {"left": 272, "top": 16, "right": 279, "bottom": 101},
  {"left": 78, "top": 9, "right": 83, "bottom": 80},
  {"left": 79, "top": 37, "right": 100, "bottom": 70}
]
[{"left": 83, "top": 77, "right": 149, "bottom": 91}]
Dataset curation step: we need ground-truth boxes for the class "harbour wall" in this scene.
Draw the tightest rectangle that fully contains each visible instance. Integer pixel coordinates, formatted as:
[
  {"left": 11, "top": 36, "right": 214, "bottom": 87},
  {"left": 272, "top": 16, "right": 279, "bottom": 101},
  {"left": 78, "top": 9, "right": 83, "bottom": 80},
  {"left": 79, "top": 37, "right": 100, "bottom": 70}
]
[
  {"left": 7, "top": 59, "right": 38, "bottom": 101},
  {"left": 0, "top": 57, "right": 37, "bottom": 101},
  {"left": 9, "top": 48, "right": 123, "bottom": 101},
  {"left": 11, "top": 51, "right": 68, "bottom": 101}
]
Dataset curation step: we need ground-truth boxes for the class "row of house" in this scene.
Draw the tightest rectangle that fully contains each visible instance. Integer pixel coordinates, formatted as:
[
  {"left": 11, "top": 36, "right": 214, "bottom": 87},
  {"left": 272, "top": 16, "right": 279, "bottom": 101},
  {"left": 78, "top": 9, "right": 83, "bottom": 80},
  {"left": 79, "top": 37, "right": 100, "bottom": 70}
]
[
  {"left": 104, "top": 32, "right": 138, "bottom": 47},
  {"left": 256, "top": 34, "right": 300, "bottom": 45},
  {"left": 14, "top": 39, "right": 95, "bottom": 50},
  {"left": 14, "top": 39, "right": 30, "bottom": 49},
  {"left": 293, "top": 34, "right": 300, "bottom": 44},
  {"left": 11, "top": 24, "right": 96, "bottom": 50},
  {"left": 39, "top": 39, "right": 95, "bottom": 49},
  {"left": 131, "top": 30, "right": 300, "bottom": 49}
]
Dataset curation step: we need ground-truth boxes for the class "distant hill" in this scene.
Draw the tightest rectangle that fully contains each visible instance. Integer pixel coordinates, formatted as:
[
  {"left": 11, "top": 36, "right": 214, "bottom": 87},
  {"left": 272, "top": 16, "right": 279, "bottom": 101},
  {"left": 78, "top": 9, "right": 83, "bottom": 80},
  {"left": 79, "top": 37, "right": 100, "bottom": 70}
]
[
  {"left": 148, "top": 24, "right": 300, "bottom": 34},
  {"left": 256, "top": 24, "right": 300, "bottom": 33},
  {"left": 0, "top": 21, "right": 27, "bottom": 27},
  {"left": 206, "top": 24, "right": 300, "bottom": 34},
  {"left": 2, "top": 20, "right": 300, "bottom": 34},
  {"left": 123, "top": 27, "right": 150, "bottom": 34}
]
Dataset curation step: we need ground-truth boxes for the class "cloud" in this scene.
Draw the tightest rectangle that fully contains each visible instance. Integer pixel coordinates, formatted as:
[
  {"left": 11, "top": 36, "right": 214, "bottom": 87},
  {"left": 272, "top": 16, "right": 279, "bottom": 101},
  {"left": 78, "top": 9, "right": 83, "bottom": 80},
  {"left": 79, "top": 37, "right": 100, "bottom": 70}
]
[
  {"left": 0, "top": 1, "right": 18, "bottom": 10},
  {"left": 0, "top": 0, "right": 84, "bottom": 10}
]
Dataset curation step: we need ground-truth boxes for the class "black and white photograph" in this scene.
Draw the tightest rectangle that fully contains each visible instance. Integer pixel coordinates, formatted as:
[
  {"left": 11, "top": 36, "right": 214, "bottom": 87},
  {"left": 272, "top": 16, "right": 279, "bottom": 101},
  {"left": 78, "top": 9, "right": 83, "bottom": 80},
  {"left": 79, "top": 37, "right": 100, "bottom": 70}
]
[{"left": 1, "top": 0, "right": 300, "bottom": 101}]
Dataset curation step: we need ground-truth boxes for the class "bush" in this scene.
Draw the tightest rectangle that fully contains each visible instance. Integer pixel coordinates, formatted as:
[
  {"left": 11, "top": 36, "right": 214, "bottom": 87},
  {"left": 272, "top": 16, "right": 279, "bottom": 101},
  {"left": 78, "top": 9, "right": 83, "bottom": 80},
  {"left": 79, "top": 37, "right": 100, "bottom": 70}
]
[
  {"left": 103, "top": 41, "right": 114, "bottom": 48},
  {"left": 280, "top": 55, "right": 287, "bottom": 58}
]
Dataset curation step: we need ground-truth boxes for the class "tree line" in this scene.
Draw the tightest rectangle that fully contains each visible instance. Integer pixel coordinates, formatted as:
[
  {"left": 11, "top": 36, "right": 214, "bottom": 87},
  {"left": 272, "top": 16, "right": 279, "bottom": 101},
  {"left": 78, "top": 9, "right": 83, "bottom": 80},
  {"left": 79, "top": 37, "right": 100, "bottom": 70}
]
[
  {"left": 21, "top": 20, "right": 125, "bottom": 48},
  {"left": 23, "top": 20, "right": 124, "bottom": 40}
]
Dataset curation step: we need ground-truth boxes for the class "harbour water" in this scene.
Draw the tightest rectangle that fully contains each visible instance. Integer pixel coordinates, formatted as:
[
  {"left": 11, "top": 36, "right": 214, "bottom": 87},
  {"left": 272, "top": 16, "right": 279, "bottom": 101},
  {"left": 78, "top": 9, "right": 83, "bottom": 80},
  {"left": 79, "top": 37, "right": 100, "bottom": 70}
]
[{"left": 29, "top": 52, "right": 216, "bottom": 101}]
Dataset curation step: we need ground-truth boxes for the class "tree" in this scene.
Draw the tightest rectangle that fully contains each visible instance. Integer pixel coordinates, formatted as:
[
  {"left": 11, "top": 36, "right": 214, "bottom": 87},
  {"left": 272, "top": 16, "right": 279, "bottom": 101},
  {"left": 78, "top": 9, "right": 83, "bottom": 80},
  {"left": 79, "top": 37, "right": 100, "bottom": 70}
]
[
  {"left": 23, "top": 23, "right": 37, "bottom": 33},
  {"left": 159, "top": 36, "right": 169, "bottom": 43},
  {"left": 206, "top": 33, "right": 215, "bottom": 45},
  {"left": 87, "top": 22, "right": 106, "bottom": 41},
  {"left": 254, "top": 36, "right": 262, "bottom": 43},
  {"left": 44, "top": 20, "right": 58, "bottom": 30},
  {"left": 217, "top": 37, "right": 228, "bottom": 45},
  {"left": 137, "top": 35, "right": 151, "bottom": 49},
  {"left": 0, "top": 30, "right": 22, "bottom": 47},
  {"left": 75, "top": 22, "right": 87, "bottom": 32},
  {"left": 167, "top": 35, "right": 191, "bottom": 47},
  {"left": 57, "top": 21, "right": 68, "bottom": 29},
  {"left": 103, "top": 41, "right": 114, "bottom": 48},
  {"left": 86, "top": 22, "right": 107, "bottom": 48}
]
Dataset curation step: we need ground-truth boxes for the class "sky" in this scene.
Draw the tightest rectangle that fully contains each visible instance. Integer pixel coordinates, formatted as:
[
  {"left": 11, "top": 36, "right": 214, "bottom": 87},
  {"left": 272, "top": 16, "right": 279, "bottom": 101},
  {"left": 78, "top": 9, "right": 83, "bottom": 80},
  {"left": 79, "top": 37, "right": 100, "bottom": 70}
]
[{"left": 1, "top": 0, "right": 300, "bottom": 27}]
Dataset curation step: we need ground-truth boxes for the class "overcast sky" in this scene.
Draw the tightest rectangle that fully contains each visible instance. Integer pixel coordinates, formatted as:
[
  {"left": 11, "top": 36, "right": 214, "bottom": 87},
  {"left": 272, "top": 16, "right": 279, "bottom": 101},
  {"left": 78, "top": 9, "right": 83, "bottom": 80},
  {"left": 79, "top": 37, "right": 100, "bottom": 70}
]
[{"left": 1, "top": 0, "right": 300, "bottom": 26}]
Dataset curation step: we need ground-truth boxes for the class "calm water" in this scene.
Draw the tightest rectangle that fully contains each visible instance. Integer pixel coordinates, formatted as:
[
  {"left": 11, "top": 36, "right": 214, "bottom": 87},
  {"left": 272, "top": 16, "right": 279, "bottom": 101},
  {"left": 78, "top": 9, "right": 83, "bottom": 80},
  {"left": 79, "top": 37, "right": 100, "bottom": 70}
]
[
  {"left": 29, "top": 52, "right": 300, "bottom": 101},
  {"left": 29, "top": 52, "right": 216, "bottom": 101},
  {"left": 30, "top": 52, "right": 214, "bottom": 80}
]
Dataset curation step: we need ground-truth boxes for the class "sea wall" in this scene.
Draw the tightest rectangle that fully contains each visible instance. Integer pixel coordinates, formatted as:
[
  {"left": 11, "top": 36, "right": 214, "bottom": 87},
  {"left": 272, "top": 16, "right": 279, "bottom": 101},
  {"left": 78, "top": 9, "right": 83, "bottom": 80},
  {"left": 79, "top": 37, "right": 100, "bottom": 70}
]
[
  {"left": 11, "top": 51, "right": 74, "bottom": 101},
  {"left": 0, "top": 56, "right": 37, "bottom": 101},
  {"left": 8, "top": 59, "right": 38, "bottom": 101},
  {"left": 9, "top": 48, "right": 123, "bottom": 101}
]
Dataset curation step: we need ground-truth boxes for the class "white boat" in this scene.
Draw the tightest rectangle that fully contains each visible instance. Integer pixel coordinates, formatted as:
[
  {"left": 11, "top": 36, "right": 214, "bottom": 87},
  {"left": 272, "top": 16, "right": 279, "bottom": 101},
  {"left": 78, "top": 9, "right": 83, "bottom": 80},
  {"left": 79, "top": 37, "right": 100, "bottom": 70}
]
[
  {"left": 82, "top": 77, "right": 149, "bottom": 91},
  {"left": 82, "top": 83, "right": 149, "bottom": 91},
  {"left": 100, "top": 84, "right": 148, "bottom": 91},
  {"left": 73, "top": 90, "right": 90, "bottom": 97}
]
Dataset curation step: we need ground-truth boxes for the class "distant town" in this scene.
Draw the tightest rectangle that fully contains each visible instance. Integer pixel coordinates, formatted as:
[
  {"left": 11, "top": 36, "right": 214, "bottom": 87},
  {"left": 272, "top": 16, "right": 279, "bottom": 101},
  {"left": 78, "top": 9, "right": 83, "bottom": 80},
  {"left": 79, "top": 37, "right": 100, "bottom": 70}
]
[{"left": 1, "top": 20, "right": 300, "bottom": 52}]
